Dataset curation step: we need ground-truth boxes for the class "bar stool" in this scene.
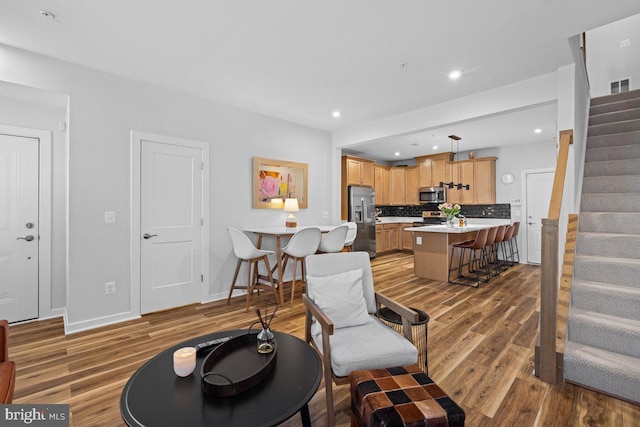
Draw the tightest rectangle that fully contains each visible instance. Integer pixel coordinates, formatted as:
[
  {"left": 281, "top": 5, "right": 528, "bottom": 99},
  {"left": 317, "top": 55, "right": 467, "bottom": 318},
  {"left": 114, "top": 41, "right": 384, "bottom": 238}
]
[
  {"left": 481, "top": 226, "right": 501, "bottom": 279},
  {"left": 502, "top": 224, "right": 516, "bottom": 267},
  {"left": 448, "top": 228, "right": 490, "bottom": 288},
  {"left": 490, "top": 225, "right": 508, "bottom": 272},
  {"left": 278, "top": 227, "right": 321, "bottom": 306},
  {"left": 317, "top": 224, "right": 349, "bottom": 253},
  {"left": 227, "top": 227, "right": 280, "bottom": 311},
  {"left": 509, "top": 222, "right": 521, "bottom": 264},
  {"left": 343, "top": 222, "right": 358, "bottom": 252}
]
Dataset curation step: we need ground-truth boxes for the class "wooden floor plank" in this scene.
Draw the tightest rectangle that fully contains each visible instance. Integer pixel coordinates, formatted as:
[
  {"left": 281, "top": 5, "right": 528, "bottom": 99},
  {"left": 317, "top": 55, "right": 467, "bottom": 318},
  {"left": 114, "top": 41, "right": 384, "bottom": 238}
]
[{"left": 6, "top": 252, "right": 639, "bottom": 426}]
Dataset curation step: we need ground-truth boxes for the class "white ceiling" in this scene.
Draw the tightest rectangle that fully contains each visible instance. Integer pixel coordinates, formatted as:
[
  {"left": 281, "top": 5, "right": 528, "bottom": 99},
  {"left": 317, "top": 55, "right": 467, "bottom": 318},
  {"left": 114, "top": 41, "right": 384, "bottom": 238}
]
[{"left": 1, "top": 1, "right": 639, "bottom": 157}]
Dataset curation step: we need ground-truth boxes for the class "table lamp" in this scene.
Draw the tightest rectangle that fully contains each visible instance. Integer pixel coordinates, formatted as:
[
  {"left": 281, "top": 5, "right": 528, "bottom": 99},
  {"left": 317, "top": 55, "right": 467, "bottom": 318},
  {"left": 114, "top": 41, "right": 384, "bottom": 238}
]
[{"left": 283, "top": 198, "right": 299, "bottom": 228}]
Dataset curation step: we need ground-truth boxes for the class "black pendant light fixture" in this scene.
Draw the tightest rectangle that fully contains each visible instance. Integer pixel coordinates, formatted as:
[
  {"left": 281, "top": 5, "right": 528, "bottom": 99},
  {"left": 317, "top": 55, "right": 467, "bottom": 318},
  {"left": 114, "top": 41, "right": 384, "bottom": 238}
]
[{"left": 439, "top": 134, "right": 470, "bottom": 190}]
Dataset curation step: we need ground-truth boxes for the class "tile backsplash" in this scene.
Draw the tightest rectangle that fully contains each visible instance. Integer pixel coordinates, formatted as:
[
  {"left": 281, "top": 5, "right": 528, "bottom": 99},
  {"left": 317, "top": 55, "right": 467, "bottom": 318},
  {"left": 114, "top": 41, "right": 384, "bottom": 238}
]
[{"left": 377, "top": 203, "right": 511, "bottom": 219}]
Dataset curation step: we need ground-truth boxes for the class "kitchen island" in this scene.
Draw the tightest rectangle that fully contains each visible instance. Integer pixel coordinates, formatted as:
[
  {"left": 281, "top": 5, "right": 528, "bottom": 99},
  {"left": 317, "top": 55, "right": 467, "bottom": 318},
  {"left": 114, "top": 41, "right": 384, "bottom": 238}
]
[{"left": 406, "top": 222, "right": 510, "bottom": 282}]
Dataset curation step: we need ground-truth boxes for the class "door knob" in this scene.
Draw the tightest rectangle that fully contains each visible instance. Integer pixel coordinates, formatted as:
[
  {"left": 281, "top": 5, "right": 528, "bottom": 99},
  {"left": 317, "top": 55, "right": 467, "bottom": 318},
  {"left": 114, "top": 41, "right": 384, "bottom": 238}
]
[
  {"left": 143, "top": 233, "right": 158, "bottom": 239},
  {"left": 17, "top": 235, "right": 35, "bottom": 241},
  {"left": 528, "top": 222, "right": 535, "bottom": 225}
]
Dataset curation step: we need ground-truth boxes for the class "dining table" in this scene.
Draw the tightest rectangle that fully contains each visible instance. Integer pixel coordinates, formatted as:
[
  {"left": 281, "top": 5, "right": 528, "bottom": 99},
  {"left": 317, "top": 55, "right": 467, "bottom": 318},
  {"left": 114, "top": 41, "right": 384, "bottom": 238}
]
[{"left": 244, "top": 225, "right": 338, "bottom": 304}]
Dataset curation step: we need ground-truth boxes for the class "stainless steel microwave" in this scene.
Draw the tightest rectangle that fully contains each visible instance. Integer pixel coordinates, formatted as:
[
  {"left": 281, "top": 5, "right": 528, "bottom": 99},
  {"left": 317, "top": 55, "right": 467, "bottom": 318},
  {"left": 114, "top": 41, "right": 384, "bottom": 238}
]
[{"left": 419, "top": 187, "right": 446, "bottom": 203}]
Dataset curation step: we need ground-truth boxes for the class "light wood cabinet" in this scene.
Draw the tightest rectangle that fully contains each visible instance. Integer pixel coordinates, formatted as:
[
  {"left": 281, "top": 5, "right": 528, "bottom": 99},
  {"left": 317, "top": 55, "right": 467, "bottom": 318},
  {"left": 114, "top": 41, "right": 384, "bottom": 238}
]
[
  {"left": 402, "top": 224, "right": 414, "bottom": 250},
  {"left": 404, "top": 167, "right": 419, "bottom": 205},
  {"left": 390, "top": 168, "right": 406, "bottom": 205},
  {"left": 474, "top": 157, "right": 496, "bottom": 204},
  {"left": 375, "top": 224, "right": 386, "bottom": 254},
  {"left": 446, "top": 157, "right": 497, "bottom": 205},
  {"left": 342, "top": 156, "right": 375, "bottom": 219},
  {"left": 374, "top": 165, "right": 390, "bottom": 206},
  {"left": 344, "top": 156, "right": 374, "bottom": 187},
  {"left": 387, "top": 223, "right": 399, "bottom": 250},
  {"left": 417, "top": 153, "right": 454, "bottom": 188},
  {"left": 376, "top": 223, "right": 413, "bottom": 253}
]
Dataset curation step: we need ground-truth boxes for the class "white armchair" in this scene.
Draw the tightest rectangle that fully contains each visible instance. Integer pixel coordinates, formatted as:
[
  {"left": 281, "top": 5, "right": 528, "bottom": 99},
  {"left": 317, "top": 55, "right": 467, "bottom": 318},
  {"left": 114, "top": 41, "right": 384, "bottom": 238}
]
[{"left": 303, "top": 252, "right": 418, "bottom": 426}]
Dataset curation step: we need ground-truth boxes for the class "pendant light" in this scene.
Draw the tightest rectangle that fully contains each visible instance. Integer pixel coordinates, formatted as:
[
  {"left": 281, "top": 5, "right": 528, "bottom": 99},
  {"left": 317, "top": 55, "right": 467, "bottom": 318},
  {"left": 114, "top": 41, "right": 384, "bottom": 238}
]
[{"left": 439, "top": 134, "right": 470, "bottom": 190}]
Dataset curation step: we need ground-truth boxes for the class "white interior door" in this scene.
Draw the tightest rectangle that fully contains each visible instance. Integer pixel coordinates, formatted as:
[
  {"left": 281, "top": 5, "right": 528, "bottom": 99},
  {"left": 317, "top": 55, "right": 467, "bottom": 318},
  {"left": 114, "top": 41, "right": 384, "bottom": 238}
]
[
  {"left": 140, "top": 140, "right": 203, "bottom": 314},
  {"left": 525, "top": 171, "right": 555, "bottom": 264},
  {"left": 0, "top": 134, "right": 39, "bottom": 322}
]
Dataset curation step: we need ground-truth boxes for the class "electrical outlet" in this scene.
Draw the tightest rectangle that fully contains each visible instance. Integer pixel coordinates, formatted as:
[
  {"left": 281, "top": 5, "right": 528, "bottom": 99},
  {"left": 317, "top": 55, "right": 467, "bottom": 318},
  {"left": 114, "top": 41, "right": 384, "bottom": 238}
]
[
  {"left": 321, "top": 211, "right": 328, "bottom": 218},
  {"left": 105, "top": 281, "right": 116, "bottom": 295},
  {"left": 620, "top": 39, "right": 630, "bottom": 48},
  {"left": 416, "top": 236, "right": 422, "bottom": 245}
]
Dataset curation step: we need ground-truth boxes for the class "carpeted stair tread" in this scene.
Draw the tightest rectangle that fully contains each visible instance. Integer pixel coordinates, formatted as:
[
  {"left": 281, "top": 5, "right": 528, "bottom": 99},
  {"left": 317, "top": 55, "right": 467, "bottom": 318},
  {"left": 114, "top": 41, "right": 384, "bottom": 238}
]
[
  {"left": 568, "top": 308, "right": 640, "bottom": 358},
  {"left": 590, "top": 97, "right": 640, "bottom": 116},
  {"left": 590, "top": 88, "right": 640, "bottom": 106},
  {"left": 564, "top": 340, "right": 640, "bottom": 403},
  {"left": 587, "top": 118, "right": 640, "bottom": 137},
  {"left": 585, "top": 144, "right": 640, "bottom": 162},
  {"left": 576, "top": 232, "right": 640, "bottom": 258},
  {"left": 574, "top": 255, "right": 640, "bottom": 288},
  {"left": 587, "top": 130, "right": 640, "bottom": 149},
  {"left": 582, "top": 175, "right": 640, "bottom": 194},
  {"left": 589, "top": 107, "right": 640, "bottom": 126},
  {"left": 581, "top": 193, "right": 640, "bottom": 212},
  {"left": 572, "top": 280, "right": 640, "bottom": 322},
  {"left": 584, "top": 158, "right": 640, "bottom": 177},
  {"left": 579, "top": 212, "right": 640, "bottom": 235}
]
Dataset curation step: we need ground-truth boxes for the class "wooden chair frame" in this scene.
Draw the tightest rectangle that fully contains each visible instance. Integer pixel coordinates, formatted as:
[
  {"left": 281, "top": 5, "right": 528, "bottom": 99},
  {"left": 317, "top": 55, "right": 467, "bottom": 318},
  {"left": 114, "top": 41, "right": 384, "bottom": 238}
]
[{"left": 302, "top": 293, "right": 418, "bottom": 427}]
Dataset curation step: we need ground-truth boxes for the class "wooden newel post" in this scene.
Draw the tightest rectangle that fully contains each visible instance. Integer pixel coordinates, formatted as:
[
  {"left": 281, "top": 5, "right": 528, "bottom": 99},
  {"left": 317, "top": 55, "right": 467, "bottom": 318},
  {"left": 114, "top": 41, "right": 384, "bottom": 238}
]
[{"left": 539, "top": 218, "right": 559, "bottom": 383}]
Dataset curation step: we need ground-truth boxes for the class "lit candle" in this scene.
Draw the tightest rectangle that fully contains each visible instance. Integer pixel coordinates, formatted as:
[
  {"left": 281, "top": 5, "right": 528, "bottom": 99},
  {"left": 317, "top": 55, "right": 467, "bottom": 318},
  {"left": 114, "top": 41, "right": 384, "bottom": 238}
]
[{"left": 173, "top": 347, "right": 196, "bottom": 377}]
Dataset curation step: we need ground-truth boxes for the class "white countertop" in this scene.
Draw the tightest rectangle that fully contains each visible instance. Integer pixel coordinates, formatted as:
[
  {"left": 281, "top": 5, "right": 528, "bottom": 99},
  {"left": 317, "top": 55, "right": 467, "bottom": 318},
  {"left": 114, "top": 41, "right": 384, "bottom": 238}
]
[
  {"left": 406, "top": 220, "right": 510, "bottom": 233},
  {"left": 376, "top": 217, "right": 419, "bottom": 224}
]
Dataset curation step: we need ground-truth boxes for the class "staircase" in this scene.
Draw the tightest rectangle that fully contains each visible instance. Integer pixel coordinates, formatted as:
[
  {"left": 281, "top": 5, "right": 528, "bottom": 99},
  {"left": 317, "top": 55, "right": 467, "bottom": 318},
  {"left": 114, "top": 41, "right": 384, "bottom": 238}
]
[{"left": 564, "top": 88, "right": 640, "bottom": 403}]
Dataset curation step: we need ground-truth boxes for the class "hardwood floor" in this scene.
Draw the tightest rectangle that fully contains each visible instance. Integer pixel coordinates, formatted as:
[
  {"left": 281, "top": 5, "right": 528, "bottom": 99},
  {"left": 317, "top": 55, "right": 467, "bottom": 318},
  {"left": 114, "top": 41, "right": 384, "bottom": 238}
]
[{"left": 7, "top": 252, "right": 640, "bottom": 426}]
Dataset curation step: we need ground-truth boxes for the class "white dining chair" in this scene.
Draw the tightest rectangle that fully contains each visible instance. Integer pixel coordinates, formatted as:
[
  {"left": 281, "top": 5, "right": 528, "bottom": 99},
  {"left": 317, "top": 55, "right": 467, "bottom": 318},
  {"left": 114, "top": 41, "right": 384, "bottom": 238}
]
[
  {"left": 227, "top": 227, "right": 280, "bottom": 311},
  {"left": 278, "top": 227, "right": 321, "bottom": 306},
  {"left": 317, "top": 225, "right": 349, "bottom": 253},
  {"left": 343, "top": 222, "right": 357, "bottom": 251}
]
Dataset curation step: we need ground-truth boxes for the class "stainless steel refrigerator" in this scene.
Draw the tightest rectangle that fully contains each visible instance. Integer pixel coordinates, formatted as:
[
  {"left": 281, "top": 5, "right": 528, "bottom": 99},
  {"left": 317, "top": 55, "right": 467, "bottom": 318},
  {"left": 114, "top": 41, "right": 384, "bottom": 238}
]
[{"left": 348, "top": 186, "right": 376, "bottom": 258}]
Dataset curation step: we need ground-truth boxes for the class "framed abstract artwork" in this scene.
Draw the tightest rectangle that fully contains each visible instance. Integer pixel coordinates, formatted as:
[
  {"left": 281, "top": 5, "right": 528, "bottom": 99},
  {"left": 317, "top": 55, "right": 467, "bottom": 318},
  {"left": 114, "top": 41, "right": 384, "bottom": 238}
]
[{"left": 253, "top": 157, "right": 308, "bottom": 209}]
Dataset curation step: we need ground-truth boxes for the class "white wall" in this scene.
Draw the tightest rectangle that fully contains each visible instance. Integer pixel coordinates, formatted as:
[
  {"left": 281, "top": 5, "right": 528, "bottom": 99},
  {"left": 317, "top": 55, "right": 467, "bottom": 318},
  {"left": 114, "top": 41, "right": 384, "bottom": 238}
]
[
  {"left": 0, "top": 44, "right": 332, "bottom": 332},
  {"left": 586, "top": 13, "right": 640, "bottom": 97}
]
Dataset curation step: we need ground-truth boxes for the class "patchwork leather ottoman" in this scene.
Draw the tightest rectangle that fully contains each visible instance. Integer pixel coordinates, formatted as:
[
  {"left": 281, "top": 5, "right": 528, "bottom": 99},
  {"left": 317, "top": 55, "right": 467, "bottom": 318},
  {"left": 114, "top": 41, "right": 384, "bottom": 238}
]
[{"left": 350, "top": 365, "right": 465, "bottom": 427}]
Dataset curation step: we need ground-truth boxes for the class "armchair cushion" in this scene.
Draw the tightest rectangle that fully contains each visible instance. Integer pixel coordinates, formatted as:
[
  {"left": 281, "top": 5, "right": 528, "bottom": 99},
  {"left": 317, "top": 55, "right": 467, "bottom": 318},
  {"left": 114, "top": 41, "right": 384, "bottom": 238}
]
[
  {"left": 307, "top": 268, "right": 372, "bottom": 336},
  {"left": 312, "top": 317, "right": 418, "bottom": 377}
]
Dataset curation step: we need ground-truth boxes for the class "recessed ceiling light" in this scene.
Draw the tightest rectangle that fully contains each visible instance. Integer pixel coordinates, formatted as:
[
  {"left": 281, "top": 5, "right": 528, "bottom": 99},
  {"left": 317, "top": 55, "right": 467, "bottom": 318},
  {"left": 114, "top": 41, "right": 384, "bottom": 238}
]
[
  {"left": 534, "top": 128, "right": 542, "bottom": 133},
  {"left": 448, "top": 70, "right": 462, "bottom": 80},
  {"left": 40, "top": 10, "right": 55, "bottom": 19},
  {"left": 332, "top": 111, "right": 341, "bottom": 118},
  {"left": 394, "top": 152, "right": 400, "bottom": 157},
  {"left": 432, "top": 146, "right": 438, "bottom": 150}
]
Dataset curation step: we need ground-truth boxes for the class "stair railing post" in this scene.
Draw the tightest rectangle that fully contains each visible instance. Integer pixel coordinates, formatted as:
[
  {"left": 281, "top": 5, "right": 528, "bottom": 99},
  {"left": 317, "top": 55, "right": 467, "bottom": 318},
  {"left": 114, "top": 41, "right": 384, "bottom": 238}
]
[{"left": 539, "top": 218, "right": 559, "bottom": 383}]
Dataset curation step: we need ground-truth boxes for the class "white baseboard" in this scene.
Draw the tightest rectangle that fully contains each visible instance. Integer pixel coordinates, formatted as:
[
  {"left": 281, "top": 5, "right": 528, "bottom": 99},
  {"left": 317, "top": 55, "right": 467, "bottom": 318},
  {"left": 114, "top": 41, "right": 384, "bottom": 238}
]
[{"left": 64, "top": 311, "right": 141, "bottom": 335}]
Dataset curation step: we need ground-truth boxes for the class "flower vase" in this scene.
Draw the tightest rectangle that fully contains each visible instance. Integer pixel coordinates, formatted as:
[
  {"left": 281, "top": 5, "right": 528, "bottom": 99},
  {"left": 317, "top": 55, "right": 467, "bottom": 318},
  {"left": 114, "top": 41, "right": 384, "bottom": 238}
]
[{"left": 447, "top": 214, "right": 455, "bottom": 228}]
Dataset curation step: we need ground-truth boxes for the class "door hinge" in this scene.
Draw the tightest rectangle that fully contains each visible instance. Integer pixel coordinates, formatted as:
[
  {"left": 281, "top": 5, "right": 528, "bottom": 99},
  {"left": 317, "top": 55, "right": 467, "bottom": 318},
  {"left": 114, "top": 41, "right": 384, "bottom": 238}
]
[
  {"left": 201, "top": 162, "right": 204, "bottom": 170},
  {"left": 201, "top": 274, "right": 204, "bottom": 282},
  {"left": 201, "top": 218, "right": 204, "bottom": 226}
]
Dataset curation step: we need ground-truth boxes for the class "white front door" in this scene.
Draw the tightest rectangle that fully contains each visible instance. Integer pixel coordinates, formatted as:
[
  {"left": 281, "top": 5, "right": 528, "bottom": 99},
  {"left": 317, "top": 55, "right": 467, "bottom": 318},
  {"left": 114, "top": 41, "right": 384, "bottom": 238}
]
[
  {"left": 525, "top": 171, "right": 555, "bottom": 264},
  {"left": 140, "top": 140, "right": 203, "bottom": 314},
  {"left": 0, "top": 134, "right": 39, "bottom": 322}
]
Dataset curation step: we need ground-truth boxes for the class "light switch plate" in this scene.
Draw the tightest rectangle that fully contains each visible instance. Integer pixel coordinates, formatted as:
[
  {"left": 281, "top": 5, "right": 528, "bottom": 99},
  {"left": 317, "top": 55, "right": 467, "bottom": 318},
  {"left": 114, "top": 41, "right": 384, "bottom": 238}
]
[{"left": 105, "top": 211, "right": 116, "bottom": 224}]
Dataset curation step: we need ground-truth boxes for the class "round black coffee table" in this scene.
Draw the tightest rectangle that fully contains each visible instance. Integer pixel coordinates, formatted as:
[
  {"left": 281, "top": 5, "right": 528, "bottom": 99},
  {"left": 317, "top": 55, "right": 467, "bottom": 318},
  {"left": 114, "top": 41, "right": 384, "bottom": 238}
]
[{"left": 120, "top": 330, "right": 322, "bottom": 427}]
